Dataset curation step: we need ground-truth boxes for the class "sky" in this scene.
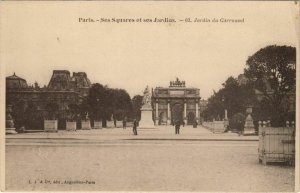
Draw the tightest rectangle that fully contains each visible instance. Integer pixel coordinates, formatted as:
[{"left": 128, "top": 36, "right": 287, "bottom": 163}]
[{"left": 1, "top": 1, "right": 298, "bottom": 99}]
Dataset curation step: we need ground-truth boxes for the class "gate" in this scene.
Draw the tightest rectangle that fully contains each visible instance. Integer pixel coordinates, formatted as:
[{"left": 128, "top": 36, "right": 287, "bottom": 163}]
[{"left": 258, "top": 121, "right": 295, "bottom": 165}]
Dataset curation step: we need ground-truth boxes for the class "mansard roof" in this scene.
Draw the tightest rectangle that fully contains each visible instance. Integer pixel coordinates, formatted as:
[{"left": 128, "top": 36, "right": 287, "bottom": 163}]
[
  {"left": 47, "top": 70, "right": 72, "bottom": 90},
  {"left": 72, "top": 72, "right": 91, "bottom": 88}
]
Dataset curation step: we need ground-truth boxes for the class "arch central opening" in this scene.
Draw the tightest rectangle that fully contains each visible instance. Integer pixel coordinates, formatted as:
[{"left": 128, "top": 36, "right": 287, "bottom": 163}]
[{"left": 171, "top": 103, "right": 183, "bottom": 125}]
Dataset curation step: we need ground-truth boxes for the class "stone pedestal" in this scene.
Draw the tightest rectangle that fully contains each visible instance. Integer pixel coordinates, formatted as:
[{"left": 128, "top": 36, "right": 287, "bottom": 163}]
[
  {"left": 66, "top": 121, "right": 77, "bottom": 131},
  {"left": 116, "top": 121, "right": 123, "bottom": 128},
  {"left": 167, "top": 119, "right": 171, "bottom": 125},
  {"left": 44, "top": 120, "right": 58, "bottom": 132},
  {"left": 6, "top": 127, "right": 17, "bottom": 134},
  {"left": 94, "top": 121, "right": 102, "bottom": 129},
  {"left": 244, "top": 114, "right": 255, "bottom": 135},
  {"left": 106, "top": 121, "right": 114, "bottom": 128},
  {"left": 81, "top": 120, "right": 91, "bottom": 130},
  {"left": 243, "top": 105, "right": 255, "bottom": 135},
  {"left": 6, "top": 105, "right": 17, "bottom": 134},
  {"left": 139, "top": 106, "right": 155, "bottom": 129}
]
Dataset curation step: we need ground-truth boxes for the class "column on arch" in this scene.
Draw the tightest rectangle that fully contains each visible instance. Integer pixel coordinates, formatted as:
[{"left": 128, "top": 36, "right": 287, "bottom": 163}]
[
  {"left": 167, "top": 100, "right": 171, "bottom": 125},
  {"left": 196, "top": 99, "right": 199, "bottom": 123},
  {"left": 155, "top": 100, "right": 159, "bottom": 125},
  {"left": 184, "top": 100, "right": 187, "bottom": 124}
]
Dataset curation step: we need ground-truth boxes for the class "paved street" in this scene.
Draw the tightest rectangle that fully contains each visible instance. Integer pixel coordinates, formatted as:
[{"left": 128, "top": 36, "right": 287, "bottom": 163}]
[{"left": 5, "top": 126, "right": 294, "bottom": 191}]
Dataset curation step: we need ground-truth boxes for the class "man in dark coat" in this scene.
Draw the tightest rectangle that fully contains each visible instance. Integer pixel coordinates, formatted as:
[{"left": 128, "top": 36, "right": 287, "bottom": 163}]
[
  {"left": 193, "top": 119, "right": 198, "bottom": 128},
  {"left": 123, "top": 117, "right": 127, "bottom": 129},
  {"left": 133, "top": 119, "right": 138, "bottom": 135},
  {"left": 175, "top": 120, "right": 181, "bottom": 134},
  {"left": 114, "top": 118, "right": 117, "bottom": 127}
]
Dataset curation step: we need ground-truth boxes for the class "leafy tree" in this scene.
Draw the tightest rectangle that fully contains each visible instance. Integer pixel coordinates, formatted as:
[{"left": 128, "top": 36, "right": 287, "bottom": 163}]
[
  {"left": 67, "top": 103, "right": 79, "bottom": 120},
  {"left": 131, "top": 95, "right": 143, "bottom": 121},
  {"left": 87, "top": 83, "right": 132, "bottom": 121},
  {"left": 45, "top": 102, "right": 59, "bottom": 119},
  {"left": 87, "top": 83, "right": 109, "bottom": 120},
  {"left": 244, "top": 45, "right": 296, "bottom": 126},
  {"left": 229, "top": 113, "right": 246, "bottom": 131},
  {"left": 79, "top": 97, "right": 91, "bottom": 120},
  {"left": 202, "top": 91, "right": 223, "bottom": 121},
  {"left": 24, "top": 101, "right": 44, "bottom": 129},
  {"left": 11, "top": 100, "right": 26, "bottom": 130},
  {"left": 203, "top": 76, "right": 256, "bottom": 122},
  {"left": 108, "top": 88, "right": 132, "bottom": 120}
]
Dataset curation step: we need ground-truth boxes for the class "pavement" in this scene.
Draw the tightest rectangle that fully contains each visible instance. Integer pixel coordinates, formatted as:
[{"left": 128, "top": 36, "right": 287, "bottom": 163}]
[
  {"left": 6, "top": 125, "right": 258, "bottom": 145},
  {"left": 5, "top": 126, "right": 294, "bottom": 192}
]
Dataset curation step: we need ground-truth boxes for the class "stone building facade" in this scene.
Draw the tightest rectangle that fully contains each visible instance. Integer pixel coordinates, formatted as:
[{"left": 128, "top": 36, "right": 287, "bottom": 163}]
[
  {"left": 6, "top": 70, "right": 91, "bottom": 130},
  {"left": 152, "top": 78, "right": 201, "bottom": 125}
]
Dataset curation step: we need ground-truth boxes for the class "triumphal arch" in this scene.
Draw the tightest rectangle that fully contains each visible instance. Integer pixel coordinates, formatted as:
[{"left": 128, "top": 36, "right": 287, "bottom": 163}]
[{"left": 152, "top": 78, "right": 201, "bottom": 125}]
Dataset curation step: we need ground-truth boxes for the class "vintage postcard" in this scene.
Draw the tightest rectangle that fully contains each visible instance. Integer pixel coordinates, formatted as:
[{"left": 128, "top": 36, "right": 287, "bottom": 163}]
[{"left": 0, "top": 1, "right": 299, "bottom": 192}]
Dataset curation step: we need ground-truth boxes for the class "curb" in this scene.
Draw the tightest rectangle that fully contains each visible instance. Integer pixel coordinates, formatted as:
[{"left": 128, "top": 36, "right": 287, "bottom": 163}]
[{"left": 124, "top": 138, "right": 258, "bottom": 141}]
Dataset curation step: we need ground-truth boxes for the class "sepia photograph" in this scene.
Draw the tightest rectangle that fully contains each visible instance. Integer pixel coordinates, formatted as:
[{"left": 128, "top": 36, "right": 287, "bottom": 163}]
[{"left": 1, "top": 1, "right": 299, "bottom": 192}]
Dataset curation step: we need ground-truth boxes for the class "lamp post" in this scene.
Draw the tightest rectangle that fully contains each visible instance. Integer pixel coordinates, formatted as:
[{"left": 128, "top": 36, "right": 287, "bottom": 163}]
[{"left": 222, "top": 96, "right": 229, "bottom": 129}]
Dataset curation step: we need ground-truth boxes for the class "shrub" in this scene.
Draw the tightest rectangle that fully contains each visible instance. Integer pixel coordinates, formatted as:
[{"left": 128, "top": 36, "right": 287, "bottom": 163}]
[{"left": 229, "top": 113, "right": 246, "bottom": 131}]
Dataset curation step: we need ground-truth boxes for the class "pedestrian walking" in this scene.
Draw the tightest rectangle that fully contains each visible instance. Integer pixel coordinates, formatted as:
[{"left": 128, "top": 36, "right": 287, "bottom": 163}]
[
  {"left": 133, "top": 119, "right": 138, "bottom": 135},
  {"left": 123, "top": 117, "right": 127, "bottom": 129},
  {"left": 114, "top": 118, "right": 117, "bottom": 128},
  {"left": 193, "top": 119, "right": 198, "bottom": 128},
  {"left": 175, "top": 120, "right": 181, "bottom": 134}
]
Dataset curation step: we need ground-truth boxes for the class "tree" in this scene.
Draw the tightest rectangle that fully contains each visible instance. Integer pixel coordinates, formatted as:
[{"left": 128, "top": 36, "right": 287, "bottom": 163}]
[
  {"left": 24, "top": 101, "right": 44, "bottom": 129},
  {"left": 11, "top": 100, "right": 26, "bottom": 130},
  {"left": 131, "top": 95, "right": 143, "bottom": 121},
  {"left": 87, "top": 83, "right": 108, "bottom": 120},
  {"left": 67, "top": 103, "right": 79, "bottom": 120},
  {"left": 109, "top": 88, "right": 132, "bottom": 120},
  {"left": 244, "top": 45, "right": 296, "bottom": 126},
  {"left": 202, "top": 90, "right": 223, "bottom": 121},
  {"left": 202, "top": 76, "right": 256, "bottom": 121},
  {"left": 45, "top": 102, "right": 59, "bottom": 119},
  {"left": 87, "top": 83, "right": 132, "bottom": 121},
  {"left": 229, "top": 113, "right": 246, "bottom": 131}
]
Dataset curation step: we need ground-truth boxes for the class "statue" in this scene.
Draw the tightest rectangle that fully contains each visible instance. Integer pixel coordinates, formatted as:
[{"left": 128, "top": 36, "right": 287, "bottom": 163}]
[
  {"left": 139, "top": 85, "right": 155, "bottom": 129},
  {"left": 142, "top": 86, "right": 151, "bottom": 107},
  {"left": 111, "top": 114, "right": 114, "bottom": 121},
  {"left": 6, "top": 105, "right": 17, "bottom": 134},
  {"left": 169, "top": 77, "right": 185, "bottom": 87}
]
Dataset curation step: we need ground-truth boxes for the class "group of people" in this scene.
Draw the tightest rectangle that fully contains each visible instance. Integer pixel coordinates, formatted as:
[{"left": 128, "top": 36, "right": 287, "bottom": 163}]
[{"left": 130, "top": 119, "right": 183, "bottom": 135}]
